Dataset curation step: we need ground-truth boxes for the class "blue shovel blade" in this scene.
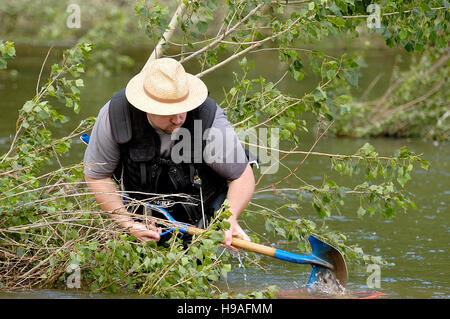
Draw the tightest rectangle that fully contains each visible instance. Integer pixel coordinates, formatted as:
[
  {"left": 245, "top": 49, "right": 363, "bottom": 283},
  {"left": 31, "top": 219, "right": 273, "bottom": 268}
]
[
  {"left": 273, "top": 235, "right": 348, "bottom": 288},
  {"left": 307, "top": 235, "right": 348, "bottom": 288}
]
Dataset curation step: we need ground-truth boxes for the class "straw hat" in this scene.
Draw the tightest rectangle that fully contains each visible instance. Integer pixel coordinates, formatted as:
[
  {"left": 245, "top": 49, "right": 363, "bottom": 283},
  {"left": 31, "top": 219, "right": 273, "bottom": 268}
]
[{"left": 125, "top": 58, "right": 208, "bottom": 115}]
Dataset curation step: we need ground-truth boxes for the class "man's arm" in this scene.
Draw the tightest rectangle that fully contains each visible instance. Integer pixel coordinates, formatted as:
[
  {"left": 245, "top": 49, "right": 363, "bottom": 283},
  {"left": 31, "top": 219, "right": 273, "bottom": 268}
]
[
  {"left": 83, "top": 103, "right": 161, "bottom": 242},
  {"left": 84, "top": 175, "right": 161, "bottom": 241},
  {"left": 223, "top": 163, "right": 254, "bottom": 248}
]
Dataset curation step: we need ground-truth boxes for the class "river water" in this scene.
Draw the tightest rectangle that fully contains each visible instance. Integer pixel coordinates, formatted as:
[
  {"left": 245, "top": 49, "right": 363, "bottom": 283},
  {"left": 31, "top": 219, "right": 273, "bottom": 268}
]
[{"left": 0, "top": 45, "right": 448, "bottom": 299}]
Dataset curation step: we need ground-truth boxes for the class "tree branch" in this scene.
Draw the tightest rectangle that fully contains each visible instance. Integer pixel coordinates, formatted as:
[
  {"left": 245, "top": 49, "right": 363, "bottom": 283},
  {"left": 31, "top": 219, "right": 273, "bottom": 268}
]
[
  {"left": 180, "top": 2, "right": 266, "bottom": 64},
  {"left": 195, "top": 15, "right": 304, "bottom": 78},
  {"left": 142, "top": 1, "right": 187, "bottom": 71}
]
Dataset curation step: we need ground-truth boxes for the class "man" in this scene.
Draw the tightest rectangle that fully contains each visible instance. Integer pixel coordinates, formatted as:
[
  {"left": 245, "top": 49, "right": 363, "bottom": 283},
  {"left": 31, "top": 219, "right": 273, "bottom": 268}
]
[{"left": 84, "top": 58, "right": 253, "bottom": 249}]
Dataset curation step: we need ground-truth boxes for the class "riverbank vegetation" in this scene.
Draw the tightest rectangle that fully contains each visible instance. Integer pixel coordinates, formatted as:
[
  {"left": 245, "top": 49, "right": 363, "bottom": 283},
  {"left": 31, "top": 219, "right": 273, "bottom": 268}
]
[
  {"left": 330, "top": 47, "right": 449, "bottom": 140},
  {"left": 0, "top": 0, "right": 447, "bottom": 297}
]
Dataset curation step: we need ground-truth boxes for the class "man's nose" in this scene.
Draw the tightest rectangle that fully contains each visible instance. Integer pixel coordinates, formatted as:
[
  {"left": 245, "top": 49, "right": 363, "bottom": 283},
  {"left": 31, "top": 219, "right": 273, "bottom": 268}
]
[{"left": 171, "top": 114, "right": 184, "bottom": 125}]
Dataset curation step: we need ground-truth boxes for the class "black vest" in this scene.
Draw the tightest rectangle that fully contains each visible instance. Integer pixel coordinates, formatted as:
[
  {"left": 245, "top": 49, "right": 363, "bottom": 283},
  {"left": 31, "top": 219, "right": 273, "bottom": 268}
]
[{"left": 108, "top": 89, "right": 228, "bottom": 228}]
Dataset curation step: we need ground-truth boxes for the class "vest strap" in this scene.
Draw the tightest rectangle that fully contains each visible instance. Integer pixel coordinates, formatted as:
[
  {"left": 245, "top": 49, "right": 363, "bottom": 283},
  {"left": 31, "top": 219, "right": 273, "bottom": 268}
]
[{"left": 109, "top": 88, "right": 132, "bottom": 144}]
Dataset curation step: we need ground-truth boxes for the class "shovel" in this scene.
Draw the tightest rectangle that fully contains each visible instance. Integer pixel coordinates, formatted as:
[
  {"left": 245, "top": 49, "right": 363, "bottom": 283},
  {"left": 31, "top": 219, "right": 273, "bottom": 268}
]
[{"left": 147, "top": 205, "right": 348, "bottom": 288}]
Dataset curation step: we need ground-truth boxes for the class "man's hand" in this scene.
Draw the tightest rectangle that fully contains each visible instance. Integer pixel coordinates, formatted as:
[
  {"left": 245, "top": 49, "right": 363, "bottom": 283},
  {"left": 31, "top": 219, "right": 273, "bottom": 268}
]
[
  {"left": 222, "top": 216, "right": 250, "bottom": 251},
  {"left": 128, "top": 221, "right": 162, "bottom": 242},
  {"left": 110, "top": 210, "right": 162, "bottom": 242}
]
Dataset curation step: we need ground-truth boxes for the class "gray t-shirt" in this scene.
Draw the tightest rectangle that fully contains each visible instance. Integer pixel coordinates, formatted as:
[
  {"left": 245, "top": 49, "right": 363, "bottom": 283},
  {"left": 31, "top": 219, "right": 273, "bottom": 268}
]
[{"left": 83, "top": 101, "right": 248, "bottom": 181}]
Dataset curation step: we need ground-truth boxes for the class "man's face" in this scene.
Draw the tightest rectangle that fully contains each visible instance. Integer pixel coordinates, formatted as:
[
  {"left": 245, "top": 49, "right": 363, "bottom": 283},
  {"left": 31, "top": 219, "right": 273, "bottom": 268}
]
[{"left": 146, "top": 112, "right": 187, "bottom": 134}]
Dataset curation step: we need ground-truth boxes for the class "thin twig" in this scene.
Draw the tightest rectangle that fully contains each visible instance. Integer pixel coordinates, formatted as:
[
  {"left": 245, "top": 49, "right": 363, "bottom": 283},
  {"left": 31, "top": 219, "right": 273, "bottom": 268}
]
[
  {"left": 255, "top": 120, "right": 334, "bottom": 192},
  {"left": 36, "top": 46, "right": 53, "bottom": 95}
]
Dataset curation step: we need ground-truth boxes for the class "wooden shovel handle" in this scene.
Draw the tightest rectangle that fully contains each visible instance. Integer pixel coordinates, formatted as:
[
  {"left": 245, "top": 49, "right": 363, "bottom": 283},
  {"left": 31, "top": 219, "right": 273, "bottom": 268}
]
[{"left": 186, "top": 226, "right": 277, "bottom": 258}]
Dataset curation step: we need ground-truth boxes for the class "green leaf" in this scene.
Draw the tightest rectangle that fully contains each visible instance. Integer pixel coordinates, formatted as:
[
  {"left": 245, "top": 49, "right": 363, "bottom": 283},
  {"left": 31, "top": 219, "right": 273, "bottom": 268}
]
[
  {"left": 329, "top": 2, "right": 343, "bottom": 17},
  {"left": 436, "top": 37, "right": 447, "bottom": 49},
  {"left": 46, "top": 206, "right": 56, "bottom": 214},
  {"left": 420, "top": 160, "right": 429, "bottom": 171},
  {"left": 22, "top": 101, "right": 34, "bottom": 113},
  {"left": 329, "top": 17, "right": 345, "bottom": 27},
  {"left": 293, "top": 59, "right": 303, "bottom": 70},
  {"left": 312, "top": 87, "right": 326, "bottom": 101},
  {"left": 344, "top": 69, "right": 359, "bottom": 87},
  {"left": 74, "top": 102, "right": 81, "bottom": 114},
  {"left": 384, "top": 207, "right": 395, "bottom": 218},
  {"left": 0, "top": 40, "right": 16, "bottom": 70},
  {"left": 204, "top": 10, "right": 214, "bottom": 20},
  {"left": 54, "top": 141, "right": 69, "bottom": 154},
  {"left": 293, "top": 70, "right": 305, "bottom": 81},
  {"left": 197, "top": 21, "right": 208, "bottom": 34},
  {"left": 65, "top": 97, "right": 74, "bottom": 108},
  {"left": 88, "top": 242, "right": 98, "bottom": 250},
  {"left": 357, "top": 206, "right": 366, "bottom": 217}
]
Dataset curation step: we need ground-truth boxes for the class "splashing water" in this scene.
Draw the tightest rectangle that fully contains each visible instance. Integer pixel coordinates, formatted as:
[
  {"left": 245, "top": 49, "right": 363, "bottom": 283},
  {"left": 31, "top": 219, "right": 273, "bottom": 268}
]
[
  {"left": 233, "top": 251, "right": 247, "bottom": 283},
  {"left": 306, "top": 268, "right": 346, "bottom": 296}
]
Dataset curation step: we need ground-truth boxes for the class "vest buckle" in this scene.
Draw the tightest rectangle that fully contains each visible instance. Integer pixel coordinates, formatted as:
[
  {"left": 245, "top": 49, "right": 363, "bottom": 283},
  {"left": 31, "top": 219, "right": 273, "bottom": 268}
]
[{"left": 193, "top": 169, "right": 202, "bottom": 187}]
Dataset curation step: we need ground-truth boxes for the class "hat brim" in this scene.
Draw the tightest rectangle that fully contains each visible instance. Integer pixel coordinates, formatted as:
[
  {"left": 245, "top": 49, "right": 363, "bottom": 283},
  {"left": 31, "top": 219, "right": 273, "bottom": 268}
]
[{"left": 125, "top": 72, "right": 208, "bottom": 115}]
